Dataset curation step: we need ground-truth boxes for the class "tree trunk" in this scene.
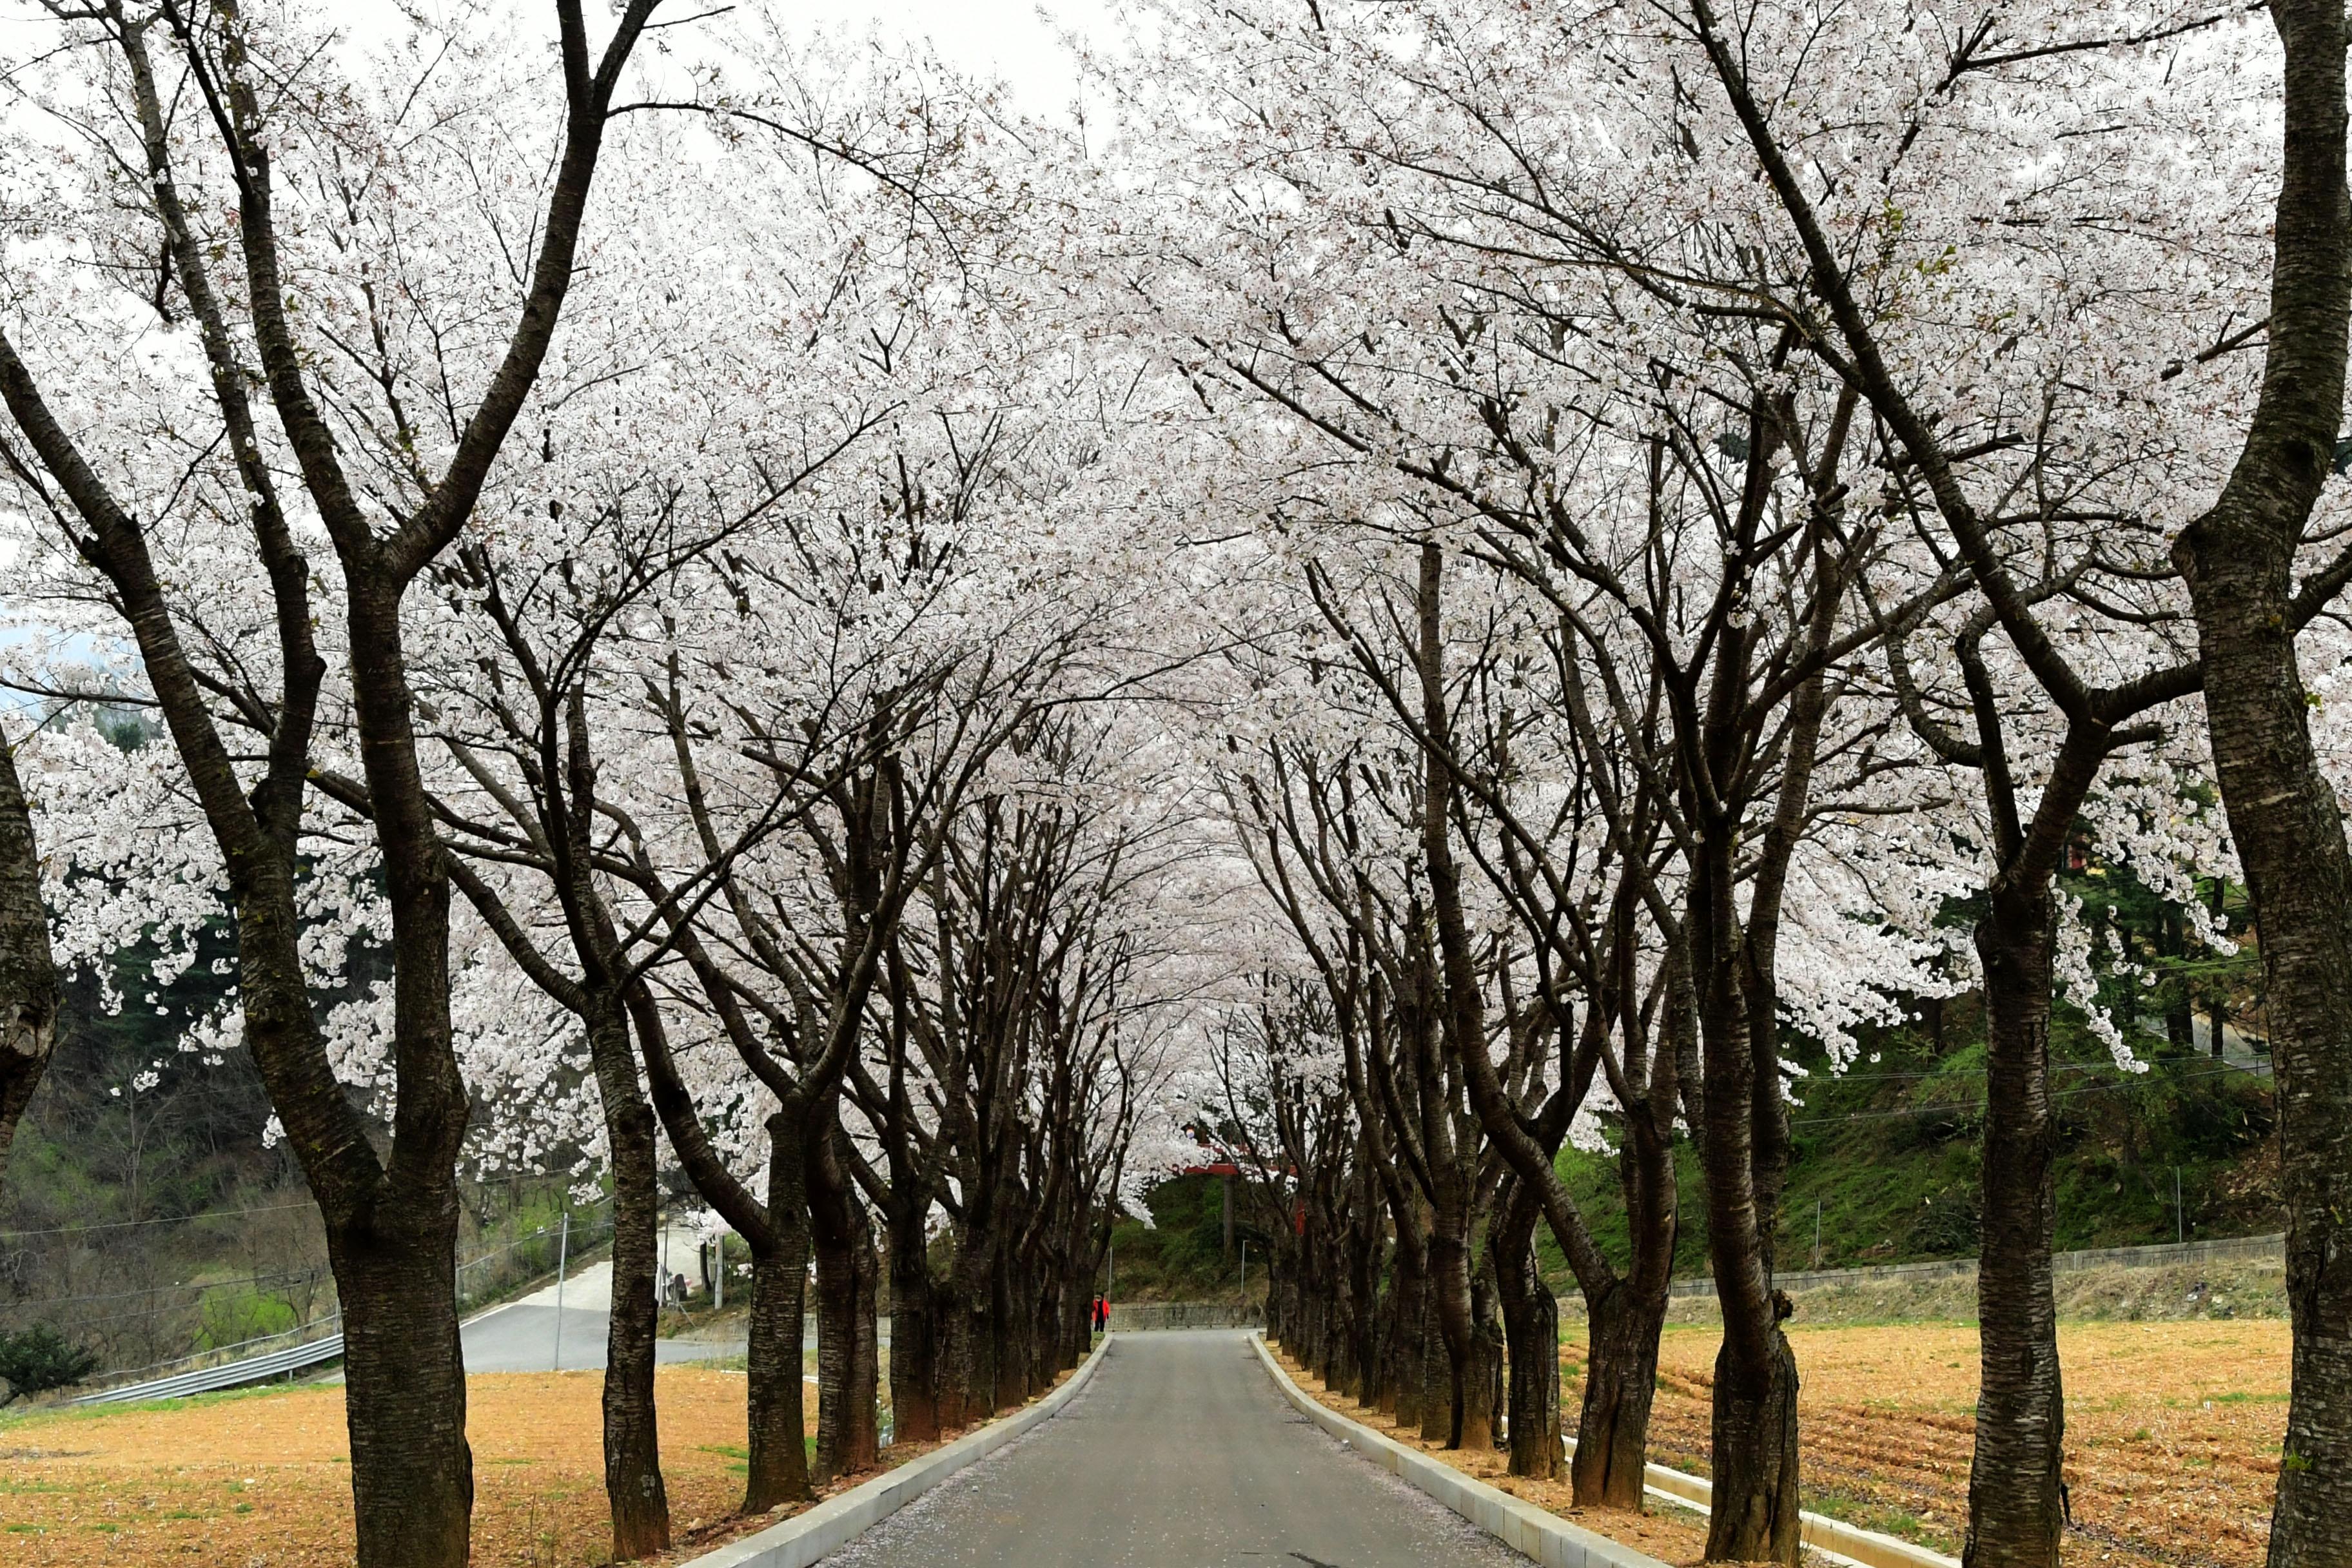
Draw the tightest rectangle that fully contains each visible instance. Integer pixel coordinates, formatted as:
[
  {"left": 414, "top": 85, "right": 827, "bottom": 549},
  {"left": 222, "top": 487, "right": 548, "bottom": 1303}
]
[
  {"left": 329, "top": 1207, "right": 473, "bottom": 1568},
  {"left": 1424, "top": 1227, "right": 1465, "bottom": 1444},
  {"left": 935, "top": 1282, "right": 973, "bottom": 1431},
  {"left": 992, "top": 1250, "right": 1031, "bottom": 1408},
  {"left": 743, "top": 1113, "right": 815, "bottom": 1513},
  {"left": 0, "top": 737, "right": 57, "bottom": 1188},
  {"left": 1493, "top": 1195, "right": 1563, "bottom": 1480},
  {"left": 816, "top": 1112, "right": 883, "bottom": 1481},
  {"left": 812, "top": 1137, "right": 882, "bottom": 1484},
  {"left": 2173, "top": 6, "right": 2352, "bottom": 1556},
  {"left": 1347, "top": 1208, "right": 1384, "bottom": 1407},
  {"left": 1696, "top": 900, "right": 1801, "bottom": 1562},
  {"left": 950, "top": 1227, "right": 999, "bottom": 1424},
  {"left": 335, "top": 585, "right": 481, "bottom": 1568},
  {"left": 1418, "top": 1284, "right": 1453, "bottom": 1445},
  {"left": 1964, "top": 887, "right": 2066, "bottom": 1568},
  {"left": 2161, "top": 910, "right": 2194, "bottom": 1055},
  {"left": 2207, "top": 879, "right": 2229, "bottom": 1060},
  {"left": 588, "top": 992, "right": 670, "bottom": 1558},
  {"left": 1462, "top": 1266, "right": 1504, "bottom": 1453},
  {"left": 1575, "top": 1279, "right": 1664, "bottom": 1506},
  {"left": 1576, "top": 1072, "right": 1679, "bottom": 1509},
  {"left": 887, "top": 1200, "right": 941, "bottom": 1444},
  {"left": 852, "top": 1223, "right": 881, "bottom": 1464},
  {"left": 811, "top": 1208, "right": 856, "bottom": 1485},
  {"left": 1707, "top": 1328, "right": 1801, "bottom": 1563},
  {"left": 1385, "top": 1242, "right": 1426, "bottom": 1425}
]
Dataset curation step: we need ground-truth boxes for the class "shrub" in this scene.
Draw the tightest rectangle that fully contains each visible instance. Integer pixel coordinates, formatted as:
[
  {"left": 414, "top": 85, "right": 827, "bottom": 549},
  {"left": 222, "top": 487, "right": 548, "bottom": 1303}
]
[{"left": 0, "top": 1325, "right": 99, "bottom": 1406}]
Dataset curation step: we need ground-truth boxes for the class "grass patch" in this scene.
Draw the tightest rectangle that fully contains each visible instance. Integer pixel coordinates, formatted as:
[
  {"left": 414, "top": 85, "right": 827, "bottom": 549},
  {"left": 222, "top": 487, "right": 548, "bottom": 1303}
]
[{"left": 1800, "top": 1481, "right": 1963, "bottom": 1554}]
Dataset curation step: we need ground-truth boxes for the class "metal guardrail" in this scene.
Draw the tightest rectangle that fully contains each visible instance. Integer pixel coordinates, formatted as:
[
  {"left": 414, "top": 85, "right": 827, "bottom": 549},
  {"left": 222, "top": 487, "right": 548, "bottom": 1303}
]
[
  {"left": 46, "top": 1204, "right": 617, "bottom": 1407},
  {"left": 74, "top": 1322, "right": 345, "bottom": 1405}
]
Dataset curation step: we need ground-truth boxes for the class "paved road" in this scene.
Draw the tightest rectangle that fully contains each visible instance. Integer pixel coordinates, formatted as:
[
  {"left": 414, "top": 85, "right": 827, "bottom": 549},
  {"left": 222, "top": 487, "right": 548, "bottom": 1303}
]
[
  {"left": 825, "top": 1329, "right": 1529, "bottom": 1568},
  {"left": 463, "top": 1222, "right": 748, "bottom": 1373},
  {"left": 460, "top": 1300, "right": 749, "bottom": 1373},
  {"left": 458, "top": 1228, "right": 890, "bottom": 1372}
]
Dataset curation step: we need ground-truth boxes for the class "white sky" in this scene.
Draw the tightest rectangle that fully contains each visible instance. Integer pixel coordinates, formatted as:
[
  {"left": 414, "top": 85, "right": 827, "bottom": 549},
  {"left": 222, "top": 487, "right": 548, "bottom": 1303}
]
[
  {"left": 318, "top": 0, "right": 1124, "bottom": 118},
  {"left": 782, "top": 0, "right": 1119, "bottom": 113}
]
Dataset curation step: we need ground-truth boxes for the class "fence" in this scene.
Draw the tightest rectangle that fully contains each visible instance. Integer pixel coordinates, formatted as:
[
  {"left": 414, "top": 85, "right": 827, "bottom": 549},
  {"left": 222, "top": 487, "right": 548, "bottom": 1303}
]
[
  {"left": 455, "top": 1206, "right": 612, "bottom": 1314},
  {"left": 1661, "top": 1230, "right": 2285, "bottom": 1300}
]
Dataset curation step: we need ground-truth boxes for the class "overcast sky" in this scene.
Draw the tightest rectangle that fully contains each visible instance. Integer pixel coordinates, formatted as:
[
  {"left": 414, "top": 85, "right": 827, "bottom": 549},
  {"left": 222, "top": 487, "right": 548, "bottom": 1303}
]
[
  {"left": 329, "top": 0, "right": 1125, "bottom": 117},
  {"left": 783, "top": 0, "right": 1118, "bottom": 113}
]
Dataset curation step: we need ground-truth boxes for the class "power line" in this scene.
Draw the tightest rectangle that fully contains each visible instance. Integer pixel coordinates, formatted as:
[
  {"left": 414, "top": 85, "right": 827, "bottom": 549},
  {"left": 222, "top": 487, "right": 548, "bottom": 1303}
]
[
  {"left": 0, "top": 1200, "right": 316, "bottom": 1243},
  {"left": 0, "top": 1190, "right": 615, "bottom": 1244},
  {"left": 0, "top": 1268, "right": 326, "bottom": 1309}
]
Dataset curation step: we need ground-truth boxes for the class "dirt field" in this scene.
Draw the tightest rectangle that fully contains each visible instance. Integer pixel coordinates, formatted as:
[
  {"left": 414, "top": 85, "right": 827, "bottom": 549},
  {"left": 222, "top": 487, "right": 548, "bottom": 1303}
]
[
  {"left": 1603, "top": 1320, "right": 2289, "bottom": 1568},
  {"left": 0, "top": 1367, "right": 779, "bottom": 1567},
  {"left": 1275, "top": 1318, "right": 2286, "bottom": 1568},
  {"left": 1270, "top": 1346, "right": 1715, "bottom": 1567},
  {"left": 0, "top": 1355, "right": 1077, "bottom": 1567},
  {"left": 3, "top": 1328, "right": 2280, "bottom": 1567}
]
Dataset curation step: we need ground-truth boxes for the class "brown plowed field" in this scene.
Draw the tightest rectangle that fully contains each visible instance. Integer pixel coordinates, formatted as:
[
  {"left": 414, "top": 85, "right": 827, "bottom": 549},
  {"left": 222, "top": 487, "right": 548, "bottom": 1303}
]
[
  {"left": 0, "top": 1360, "right": 1069, "bottom": 1566},
  {"left": 1271, "top": 1345, "right": 1715, "bottom": 1565},
  {"left": 0, "top": 1328, "right": 2286, "bottom": 1567},
  {"left": 1596, "top": 1320, "right": 2289, "bottom": 1568},
  {"left": 0, "top": 1367, "right": 785, "bottom": 1566}
]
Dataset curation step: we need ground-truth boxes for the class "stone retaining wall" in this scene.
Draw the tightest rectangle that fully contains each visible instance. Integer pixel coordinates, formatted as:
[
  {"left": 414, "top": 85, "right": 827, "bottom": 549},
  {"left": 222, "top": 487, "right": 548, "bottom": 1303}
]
[
  {"left": 1662, "top": 1230, "right": 2283, "bottom": 1298},
  {"left": 1106, "top": 1302, "right": 1264, "bottom": 1331}
]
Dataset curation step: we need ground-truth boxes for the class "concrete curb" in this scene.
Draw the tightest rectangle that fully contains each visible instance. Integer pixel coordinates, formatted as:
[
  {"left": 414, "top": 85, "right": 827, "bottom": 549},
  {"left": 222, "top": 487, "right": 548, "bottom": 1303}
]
[
  {"left": 682, "top": 1332, "right": 1117, "bottom": 1568},
  {"left": 1255, "top": 1335, "right": 1958, "bottom": 1568},
  {"left": 1614, "top": 1453, "right": 1958, "bottom": 1568},
  {"left": 1250, "top": 1333, "right": 1670, "bottom": 1568}
]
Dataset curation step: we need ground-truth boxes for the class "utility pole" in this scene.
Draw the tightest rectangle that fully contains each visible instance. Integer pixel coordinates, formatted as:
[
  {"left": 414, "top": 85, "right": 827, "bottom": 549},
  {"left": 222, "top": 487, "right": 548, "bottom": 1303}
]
[
  {"left": 1812, "top": 1198, "right": 1823, "bottom": 1271},
  {"left": 551, "top": 1208, "right": 571, "bottom": 1373},
  {"left": 2175, "top": 1166, "right": 2185, "bottom": 1245},
  {"left": 1240, "top": 1239, "right": 1248, "bottom": 1304}
]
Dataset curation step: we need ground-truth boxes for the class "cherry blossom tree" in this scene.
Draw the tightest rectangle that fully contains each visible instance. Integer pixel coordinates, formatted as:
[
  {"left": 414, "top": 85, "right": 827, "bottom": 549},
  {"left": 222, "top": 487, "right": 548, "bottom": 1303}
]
[
  {"left": 2172, "top": 5, "right": 2352, "bottom": 1560},
  {"left": 0, "top": 4, "right": 665, "bottom": 1561}
]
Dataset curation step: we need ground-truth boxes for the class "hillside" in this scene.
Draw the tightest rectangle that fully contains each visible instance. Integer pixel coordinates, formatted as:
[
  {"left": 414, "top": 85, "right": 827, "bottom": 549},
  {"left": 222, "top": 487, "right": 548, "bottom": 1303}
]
[
  {"left": 1540, "top": 1004, "right": 2280, "bottom": 1298},
  {"left": 1104, "top": 1173, "right": 1267, "bottom": 1306},
  {"left": 0, "top": 913, "right": 601, "bottom": 1391}
]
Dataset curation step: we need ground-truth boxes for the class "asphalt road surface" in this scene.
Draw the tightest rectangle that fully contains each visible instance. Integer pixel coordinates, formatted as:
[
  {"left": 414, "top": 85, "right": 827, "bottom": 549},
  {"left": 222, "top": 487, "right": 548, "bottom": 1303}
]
[
  {"left": 462, "top": 1222, "right": 749, "bottom": 1373},
  {"left": 823, "top": 1329, "right": 1530, "bottom": 1568},
  {"left": 459, "top": 1300, "right": 749, "bottom": 1373}
]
